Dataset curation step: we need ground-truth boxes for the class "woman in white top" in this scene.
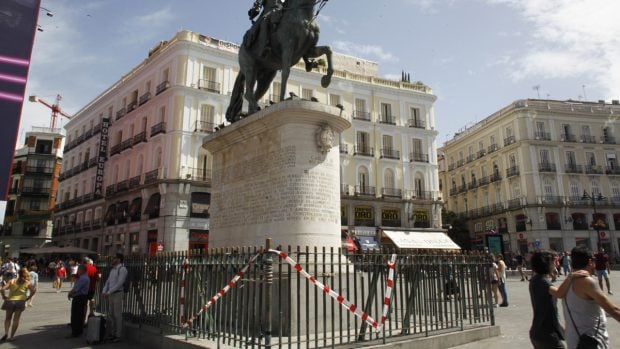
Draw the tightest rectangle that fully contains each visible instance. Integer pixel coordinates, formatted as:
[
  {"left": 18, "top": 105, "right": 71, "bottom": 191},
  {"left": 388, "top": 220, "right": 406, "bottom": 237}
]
[{"left": 27, "top": 265, "right": 38, "bottom": 307}]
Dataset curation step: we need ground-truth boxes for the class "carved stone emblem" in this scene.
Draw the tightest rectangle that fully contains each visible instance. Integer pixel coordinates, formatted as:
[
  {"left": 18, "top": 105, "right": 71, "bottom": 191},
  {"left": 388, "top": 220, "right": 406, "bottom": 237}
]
[{"left": 316, "top": 124, "right": 334, "bottom": 154}]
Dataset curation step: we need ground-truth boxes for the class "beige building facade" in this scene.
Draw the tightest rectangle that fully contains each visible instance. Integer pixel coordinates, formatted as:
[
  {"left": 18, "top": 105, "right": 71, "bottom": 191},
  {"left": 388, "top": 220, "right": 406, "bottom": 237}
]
[
  {"left": 52, "top": 30, "right": 441, "bottom": 255},
  {"left": 440, "top": 99, "right": 620, "bottom": 257}
]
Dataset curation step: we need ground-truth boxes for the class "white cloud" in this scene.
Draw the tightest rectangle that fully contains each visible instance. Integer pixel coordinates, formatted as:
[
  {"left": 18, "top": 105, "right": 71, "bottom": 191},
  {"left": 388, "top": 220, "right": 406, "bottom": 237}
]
[
  {"left": 332, "top": 41, "right": 398, "bottom": 62},
  {"left": 116, "top": 7, "right": 176, "bottom": 45},
  {"left": 486, "top": 0, "right": 620, "bottom": 99}
]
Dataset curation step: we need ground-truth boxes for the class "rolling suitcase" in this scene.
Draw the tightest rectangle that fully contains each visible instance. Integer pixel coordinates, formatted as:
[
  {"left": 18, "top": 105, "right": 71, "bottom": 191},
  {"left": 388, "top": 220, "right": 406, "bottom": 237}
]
[{"left": 86, "top": 315, "right": 106, "bottom": 344}]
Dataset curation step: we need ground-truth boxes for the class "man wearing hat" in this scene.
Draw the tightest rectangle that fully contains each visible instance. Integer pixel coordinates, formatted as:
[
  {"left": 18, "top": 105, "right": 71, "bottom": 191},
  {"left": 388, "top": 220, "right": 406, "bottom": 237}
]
[{"left": 101, "top": 253, "right": 127, "bottom": 342}]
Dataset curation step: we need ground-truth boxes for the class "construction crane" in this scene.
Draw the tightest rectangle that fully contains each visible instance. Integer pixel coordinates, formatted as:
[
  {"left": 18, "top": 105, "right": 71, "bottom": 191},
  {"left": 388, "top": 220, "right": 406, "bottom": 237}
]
[{"left": 29, "top": 94, "right": 72, "bottom": 129}]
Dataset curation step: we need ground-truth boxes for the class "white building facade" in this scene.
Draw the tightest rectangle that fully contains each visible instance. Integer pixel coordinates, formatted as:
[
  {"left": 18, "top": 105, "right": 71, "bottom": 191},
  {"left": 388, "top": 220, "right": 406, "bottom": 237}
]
[{"left": 52, "top": 31, "right": 440, "bottom": 254}]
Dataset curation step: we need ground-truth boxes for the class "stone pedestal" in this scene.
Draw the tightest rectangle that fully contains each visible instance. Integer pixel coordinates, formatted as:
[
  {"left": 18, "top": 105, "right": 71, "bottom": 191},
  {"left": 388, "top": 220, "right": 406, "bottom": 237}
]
[{"left": 202, "top": 100, "right": 351, "bottom": 249}]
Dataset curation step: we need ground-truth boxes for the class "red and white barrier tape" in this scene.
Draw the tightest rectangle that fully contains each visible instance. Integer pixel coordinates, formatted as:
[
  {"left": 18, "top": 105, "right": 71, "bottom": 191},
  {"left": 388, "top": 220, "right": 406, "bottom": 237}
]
[
  {"left": 182, "top": 253, "right": 260, "bottom": 328},
  {"left": 269, "top": 249, "right": 396, "bottom": 333},
  {"left": 181, "top": 250, "right": 397, "bottom": 333},
  {"left": 179, "top": 258, "right": 189, "bottom": 324}
]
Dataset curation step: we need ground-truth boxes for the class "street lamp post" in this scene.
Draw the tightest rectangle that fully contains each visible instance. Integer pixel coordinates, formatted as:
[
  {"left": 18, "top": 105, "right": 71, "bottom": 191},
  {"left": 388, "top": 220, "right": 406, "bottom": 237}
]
[{"left": 582, "top": 191, "right": 606, "bottom": 250}]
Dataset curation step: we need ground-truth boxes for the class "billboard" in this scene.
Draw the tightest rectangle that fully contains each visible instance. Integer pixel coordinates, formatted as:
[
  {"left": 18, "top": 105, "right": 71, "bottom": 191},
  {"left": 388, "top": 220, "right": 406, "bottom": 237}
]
[{"left": 0, "top": 0, "right": 41, "bottom": 199}]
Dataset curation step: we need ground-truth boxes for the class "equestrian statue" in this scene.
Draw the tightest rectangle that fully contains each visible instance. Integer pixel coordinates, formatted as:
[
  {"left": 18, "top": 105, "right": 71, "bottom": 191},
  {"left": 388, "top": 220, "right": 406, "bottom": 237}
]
[{"left": 225, "top": 0, "right": 333, "bottom": 123}]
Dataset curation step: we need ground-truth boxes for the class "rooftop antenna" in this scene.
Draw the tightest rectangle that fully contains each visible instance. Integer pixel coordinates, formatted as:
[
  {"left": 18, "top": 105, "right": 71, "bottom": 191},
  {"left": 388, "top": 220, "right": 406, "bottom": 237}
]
[
  {"left": 582, "top": 84, "right": 587, "bottom": 101},
  {"left": 532, "top": 85, "right": 541, "bottom": 99}
]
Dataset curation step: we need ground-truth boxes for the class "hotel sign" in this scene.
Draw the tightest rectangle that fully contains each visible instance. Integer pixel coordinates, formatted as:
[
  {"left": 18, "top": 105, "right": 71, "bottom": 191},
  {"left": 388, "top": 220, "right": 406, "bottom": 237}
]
[{"left": 93, "top": 118, "right": 110, "bottom": 197}]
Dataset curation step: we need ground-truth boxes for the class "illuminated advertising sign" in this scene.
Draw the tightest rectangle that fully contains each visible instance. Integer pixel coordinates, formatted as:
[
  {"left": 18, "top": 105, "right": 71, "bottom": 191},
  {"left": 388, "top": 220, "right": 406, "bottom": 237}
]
[{"left": 0, "top": 0, "right": 41, "bottom": 199}]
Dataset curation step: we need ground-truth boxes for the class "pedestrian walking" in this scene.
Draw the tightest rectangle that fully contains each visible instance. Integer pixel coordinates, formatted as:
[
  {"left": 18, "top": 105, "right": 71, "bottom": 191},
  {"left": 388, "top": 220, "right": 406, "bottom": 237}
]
[
  {"left": 561, "top": 252, "right": 571, "bottom": 276},
  {"left": 101, "top": 253, "right": 127, "bottom": 342},
  {"left": 529, "top": 251, "right": 570, "bottom": 349},
  {"left": 26, "top": 265, "right": 38, "bottom": 307},
  {"left": 516, "top": 252, "right": 529, "bottom": 281},
  {"left": 55, "top": 262, "right": 67, "bottom": 293},
  {"left": 67, "top": 264, "right": 89, "bottom": 338},
  {"left": 83, "top": 257, "right": 100, "bottom": 319},
  {"left": 594, "top": 248, "right": 612, "bottom": 295},
  {"left": 496, "top": 254, "right": 509, "bottom": 307},
  {"left": 0, "top": 267, "right": 35, "bottom": 342},
  {"left": 562, "top": 246, "right": 620, "bottom": 349},
  {"left": 490, "top": 256, "right": 500, "bottom": 307}
]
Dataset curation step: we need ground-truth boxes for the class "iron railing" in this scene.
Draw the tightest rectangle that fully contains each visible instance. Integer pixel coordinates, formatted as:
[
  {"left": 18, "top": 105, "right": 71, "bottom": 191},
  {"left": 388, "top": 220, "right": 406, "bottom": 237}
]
[{"left": 96, "top": 248, "right": 494, "bottom": 349}]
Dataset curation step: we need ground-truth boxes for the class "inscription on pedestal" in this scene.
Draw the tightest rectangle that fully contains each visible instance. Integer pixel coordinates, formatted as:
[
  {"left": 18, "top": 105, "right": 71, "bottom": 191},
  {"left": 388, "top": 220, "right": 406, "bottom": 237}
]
[{"left": 212, "top": 146, "right": 339, "bottom": 229}]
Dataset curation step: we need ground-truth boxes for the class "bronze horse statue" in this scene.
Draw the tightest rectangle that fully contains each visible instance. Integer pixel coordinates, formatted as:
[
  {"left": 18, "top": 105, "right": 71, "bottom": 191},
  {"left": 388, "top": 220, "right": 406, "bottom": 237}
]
[{"left": 226, "top": 0, "right": 333, "bottom": 123}]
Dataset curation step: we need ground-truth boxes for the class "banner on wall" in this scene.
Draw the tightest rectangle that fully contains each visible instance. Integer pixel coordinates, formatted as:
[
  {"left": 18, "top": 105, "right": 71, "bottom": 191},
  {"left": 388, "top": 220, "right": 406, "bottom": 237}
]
[{"left": 0, "top": 0, "right": 41, "bottom": 199}]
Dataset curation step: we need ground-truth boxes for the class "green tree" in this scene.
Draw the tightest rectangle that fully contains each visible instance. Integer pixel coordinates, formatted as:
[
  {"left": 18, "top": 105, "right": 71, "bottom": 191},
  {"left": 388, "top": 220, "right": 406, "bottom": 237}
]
[{"left": 442, "top": 210, "right": 471, "bottom": 250}]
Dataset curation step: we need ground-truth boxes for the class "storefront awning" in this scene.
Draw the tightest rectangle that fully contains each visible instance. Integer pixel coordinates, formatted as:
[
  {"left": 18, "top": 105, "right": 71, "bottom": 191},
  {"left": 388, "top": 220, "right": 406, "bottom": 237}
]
[{"left": 383, "top": 230, "right": 461, "bottom": 250}]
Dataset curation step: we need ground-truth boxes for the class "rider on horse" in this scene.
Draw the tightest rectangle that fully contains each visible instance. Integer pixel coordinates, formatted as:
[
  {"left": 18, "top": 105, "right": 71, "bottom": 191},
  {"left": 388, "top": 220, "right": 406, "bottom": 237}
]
[{"left": 247, "top": 0, "right": 285, "bottom": 57}]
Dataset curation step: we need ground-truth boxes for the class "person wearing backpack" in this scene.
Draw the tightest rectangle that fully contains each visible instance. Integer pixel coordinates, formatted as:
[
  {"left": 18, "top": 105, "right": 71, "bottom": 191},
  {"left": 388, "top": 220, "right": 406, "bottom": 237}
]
[{"left": 101, "top": 253, "right": 127, "bottom": 343}]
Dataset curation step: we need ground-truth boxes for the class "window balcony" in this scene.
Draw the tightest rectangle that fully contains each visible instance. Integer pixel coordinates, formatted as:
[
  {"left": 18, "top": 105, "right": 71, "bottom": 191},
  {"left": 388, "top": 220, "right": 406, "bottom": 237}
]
[
  {"left": 449, "top": 187, "right": 458, "bottom": 196},
  {"left": 116, "top": 107, "right": 126, "bottom": 120},
  {"left": 194, "top": 121, "right": 215, "bottom": 133},
  {"left": 601, "top": 136, "right": 616, "bottom": 144},
  {"left": 457, "top": 184, "right": 467, "bottom": 194},
  {"left": 185, "top": 168, "right": 212, "bottom": 183},
  {"left": 467, "top": 180, "right": 478, "bottom": 190},
  {"left": 93, "top": 122, "right": 102, "bottom": 135},
  {"left": 580, "top": 135, "right": 596, "bottom": 143},
  {"left": 487, "top": 144, "right": 499, "bottom": 154},
  {"left": 506, "top": 166, "right": 519, "bottom": 178},
  {"left": 139, "top": 92, "right": 151, "bottom": 106},
  {"left": 408, "top": 190, "right": 436, "bottom": 200},
  {"left": 466, "top": 154, "right": 476, "bottom": 163},
  {"left": 448, "top": 163, "right": 456, "bottom": 171},
  {"left": 477, "top": 149, "right": 486, "bottom": 158},
  {"left": 340, "top": 184, "right": 350, "bottom": 196},
  {"left": 478, "top": 176, "right": 490, "bottom": 187},
  {"left": 407, "top": 119, "right": 425, "bottom": 129},
  {"left": 105, "top": 184, "right": 116, "bottom": 196},
  {"left": 534, "top": 131, "right": 551, "bottom": 140},
  {"left": 144, "top": 169, "right": 159, "bottom": 185},
  {"left": 353, "top": 145, "right": 374, "bottom": 157},
  {"left": 539, "top": 162, "right": 556, "bottom": 172},
  {"left": 340, "top": 144, "right": 348, "bottom": 154},
  {"left": 198, "top": 79, "right": 221, "bottom": 93},
  {"left": 352, "top": 110, "right": 371, "bottom": 121},
  {"left": 355, "top": 185, "right": 376, "bottom": 196},
  {"left": 504, "top": 136, "right": 516, "bottom": 146},
  {"left": 538, "top": 196, "right": 564, "bottom": 205},
  {"left": 110, "top": 143, "right": 122, "bottom": 156},
  {"left": 585, "top": 165, "right": 604, "bottom": 174},
  {"left": 380, "top": 148, "right": 400, "bottom": 160},
  {"left": 26, "top": 166, "right": 54, "bottom": 175},
  {"left": 150, "top": 122, "right": 166, "bottom": 137},
  {"left": 87, "top": 157, "right": 98, "bottom": 168},
  {"left": 410, "top": 152, "right": 429, "bottom": 163},
  {"left": 490, "top": 172, "right": 502, "bottom": 183},
  {"left": 129, "top": 175, "right": 141, "bottom": 187},
  {"left": 127, "top": 100, "right": 138, "bottom": 113},
  {"left": 456, "top": 159, "right": 465, "bottom": 168},
  {"left": 116, "top": 179, "right": 129, "bottom": 193},
  {"left": 156, "top": 81, "right": 170, "bottom": 95},
  {"left": 379, "top": 114, "right": 396, "bottom": 125},
  {"left": 564, "top": 164, "right": 583, "bottom": 174},
  {"left": 133, "top": 132, "right": 147, "bottom": 145},
  {"left": 381, "top": 187, "right": 402, "bottom": 198},
  {"left": 120, "top": 139, "right": 133, "bottom": 152},
  {"left": 606, "top": 166, "right": 620, "bottom": 175},
  {"left": 561, "top": 133, "right": 577, "bottom": 142}
]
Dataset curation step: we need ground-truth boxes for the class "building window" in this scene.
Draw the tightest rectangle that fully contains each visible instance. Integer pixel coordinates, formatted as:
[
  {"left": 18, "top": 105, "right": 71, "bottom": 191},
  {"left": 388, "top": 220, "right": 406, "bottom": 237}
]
[
  {"left": 302, "top": 88, "right": 313, "bottom": 100},
  {"left": 329, "top": 94, "right": 341, "bottom": 107}
]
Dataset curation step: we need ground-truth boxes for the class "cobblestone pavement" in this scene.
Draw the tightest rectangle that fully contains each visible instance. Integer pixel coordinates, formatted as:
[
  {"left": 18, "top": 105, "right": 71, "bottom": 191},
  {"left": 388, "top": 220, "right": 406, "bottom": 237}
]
[
  {"left": 450, "top": 270, "right": 620, "bottom": 349},
  {"left": 0, "top": 280, "right": 142, "bottom": 349}
]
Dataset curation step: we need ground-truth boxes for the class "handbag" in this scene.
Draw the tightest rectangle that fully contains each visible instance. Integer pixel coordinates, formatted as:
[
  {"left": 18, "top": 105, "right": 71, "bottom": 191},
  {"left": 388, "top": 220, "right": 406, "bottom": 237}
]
[{"left": 565, "top": 280, "right": 601, "bottom": 349}]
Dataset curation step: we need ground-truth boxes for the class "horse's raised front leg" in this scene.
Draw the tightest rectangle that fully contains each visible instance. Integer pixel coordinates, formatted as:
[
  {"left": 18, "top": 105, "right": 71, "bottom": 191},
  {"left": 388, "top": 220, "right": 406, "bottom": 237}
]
[{"left": 304, "top": 45, "right": 333, "bottom": 88}]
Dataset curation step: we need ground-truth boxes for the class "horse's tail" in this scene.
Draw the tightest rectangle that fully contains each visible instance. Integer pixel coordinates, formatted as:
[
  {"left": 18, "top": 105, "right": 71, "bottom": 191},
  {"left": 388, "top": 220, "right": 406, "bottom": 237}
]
[{"left": 226, "top": 72, "right": 245, "bottom": 123}]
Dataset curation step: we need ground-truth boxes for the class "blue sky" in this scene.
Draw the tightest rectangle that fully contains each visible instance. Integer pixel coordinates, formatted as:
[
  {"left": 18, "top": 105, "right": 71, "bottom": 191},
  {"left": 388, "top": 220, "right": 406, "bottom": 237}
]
[{"left": 19, "top": 0, "right": 620, "bottom": 145}]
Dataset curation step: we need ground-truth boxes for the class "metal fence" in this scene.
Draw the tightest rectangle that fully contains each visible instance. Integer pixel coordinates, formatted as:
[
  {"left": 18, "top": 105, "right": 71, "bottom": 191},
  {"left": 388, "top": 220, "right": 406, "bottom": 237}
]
[{"left": 96, "top": 246, "right": 494, "bottom": 348}]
